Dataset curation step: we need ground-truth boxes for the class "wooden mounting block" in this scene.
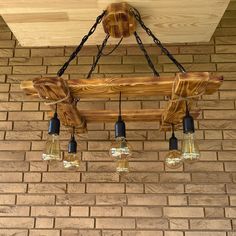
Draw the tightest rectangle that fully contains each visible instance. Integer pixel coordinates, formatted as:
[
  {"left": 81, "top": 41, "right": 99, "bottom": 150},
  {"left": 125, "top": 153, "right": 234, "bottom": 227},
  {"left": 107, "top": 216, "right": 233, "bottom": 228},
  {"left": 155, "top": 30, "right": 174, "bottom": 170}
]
[
  {"left": 102, "top": 3, "right": 137, "bottom": 38},
  {"left": 20, "top": 72, "right": 223, "bottom": 133}
]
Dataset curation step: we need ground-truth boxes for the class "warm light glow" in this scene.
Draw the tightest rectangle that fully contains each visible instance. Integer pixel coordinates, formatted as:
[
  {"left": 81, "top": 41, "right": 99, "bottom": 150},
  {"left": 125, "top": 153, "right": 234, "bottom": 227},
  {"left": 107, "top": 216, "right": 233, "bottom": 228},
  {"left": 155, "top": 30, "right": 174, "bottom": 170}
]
[
  {"left": 165, "top": 150, "right": 183, "bottom": 169},
  {"left": 109, "top": 137, "right": 132, "bottom": 173},
  {"left": 63, "top": 153, "right": 80, "bottom": 169},
  {"left": 116, "top": 155, "right": 130, "bottom": 173},
  {"left": 181, "top": 133, "right": 200, "bottom": 163},
  {"left": 42, "top": 134, "right": 61, "bottom": 161}
]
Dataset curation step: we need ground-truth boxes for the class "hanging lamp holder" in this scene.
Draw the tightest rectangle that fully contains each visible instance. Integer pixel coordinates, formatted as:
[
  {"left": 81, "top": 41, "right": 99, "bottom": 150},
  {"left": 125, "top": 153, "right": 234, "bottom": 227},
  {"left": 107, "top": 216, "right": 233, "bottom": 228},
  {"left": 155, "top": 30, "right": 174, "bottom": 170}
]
[
  {"left": 183, "top": 101, "right": 195, "bottom": 133},
  {"left": 115, "top": 92, "right": 126, "bottom": 138},
  {"left": 169, "top": 124, "right": 178, "bottom": 150},
  {"left": 68, "top": 127, "right": 77, "bottom": 153},
  {"left": 48, "top": 110, "right": 60, "bottom": 135}
]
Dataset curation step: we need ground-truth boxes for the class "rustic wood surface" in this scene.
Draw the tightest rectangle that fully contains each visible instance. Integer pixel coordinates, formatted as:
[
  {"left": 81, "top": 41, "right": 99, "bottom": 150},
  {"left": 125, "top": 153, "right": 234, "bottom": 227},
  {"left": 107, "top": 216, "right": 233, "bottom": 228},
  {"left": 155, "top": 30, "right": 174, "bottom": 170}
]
[
  {"left": 0, "top": 0, "right": 230, "bottom": 46},
  {"left": 33, "top": 77, "right": 72, "bottom": 102},
  {"left": 21, "top": 72, "right": 223, "bottom": 132},
  {"left": 32, "top": 77, "right": 86, "bottom": 131},
  {"left": 48, "top": 109, "right": 164, "bottom": 123},
  {"left": 102, "top": 3, "right": 136, "bottom": 38},
  {"left": 57, "top": 103, "right": 87, "bottom": 132},
  {"left": 80, "top": 109, "right": 164, "bottom": 122},
  {"left": 160, "top": 73, "right": 223, "bottom": 130},
  {"left": 20, "top": 73, "right": 223, "bottom": 99}
]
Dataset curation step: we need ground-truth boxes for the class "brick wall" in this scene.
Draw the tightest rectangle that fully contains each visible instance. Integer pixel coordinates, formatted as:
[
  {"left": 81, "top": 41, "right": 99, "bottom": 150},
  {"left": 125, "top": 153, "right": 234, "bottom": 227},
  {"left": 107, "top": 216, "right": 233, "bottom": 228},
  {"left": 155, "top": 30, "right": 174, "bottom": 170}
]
[{"left": 0, "top": 1, "right": 236, "bottom": 236}]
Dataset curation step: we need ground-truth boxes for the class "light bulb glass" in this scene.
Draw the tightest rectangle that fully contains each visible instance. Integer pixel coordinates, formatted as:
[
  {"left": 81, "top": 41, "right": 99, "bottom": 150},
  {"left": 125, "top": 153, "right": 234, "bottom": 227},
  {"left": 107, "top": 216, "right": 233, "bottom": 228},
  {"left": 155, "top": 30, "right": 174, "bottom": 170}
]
[
  {"left": 42, "top": 134, "right": 61, "bottom": 161},
  {"left": 109, "top": 137, "right": 132, "bottom": 173},
  {"left": 63, "top": 153, "right": 80, "bottom": 169},
  {"left": 165, "top": 150, "right": 183, "bottom": 169},
  {"left": 181, "top": 133, "right": 200, "bottom": 163},
  {"left": 116, "top": 157, "right": 129, "bottom": 173}
]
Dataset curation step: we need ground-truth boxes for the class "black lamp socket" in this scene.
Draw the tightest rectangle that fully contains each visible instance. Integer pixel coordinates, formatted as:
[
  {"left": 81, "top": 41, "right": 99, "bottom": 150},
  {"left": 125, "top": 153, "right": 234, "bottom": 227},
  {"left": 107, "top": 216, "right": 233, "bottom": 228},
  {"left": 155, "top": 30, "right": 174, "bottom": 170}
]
[
  {"left": 169, "top": 133, "right": 178, "bottom": 150},
  {"left": 115, "top": 115, "right": 126, "bottom": 138},
  {"left": 68, "top": 136, "right": 77, "bottom": 153},
  {"left": 48, "top": 112, "right": 60, "bottom": 135}
]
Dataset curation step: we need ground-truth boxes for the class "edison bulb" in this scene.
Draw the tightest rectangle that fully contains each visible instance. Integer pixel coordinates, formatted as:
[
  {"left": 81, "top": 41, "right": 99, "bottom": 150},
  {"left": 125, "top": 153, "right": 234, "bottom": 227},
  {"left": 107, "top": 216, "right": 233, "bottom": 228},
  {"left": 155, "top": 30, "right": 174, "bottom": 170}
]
[
  {"left": 42, "top": 134, "right": 61, "bottom": 161},
  {"left": 63, "top": 153, "right": 80, "bottom": 169},
  {"left": 182, "top": 133, "right": 200, "bottom": 163},
  {"left": 165, "top": 150, "right": 183, "bottom": 169},
  {"left": 109, "top": 137, "right": 132, "bottom": 173}
]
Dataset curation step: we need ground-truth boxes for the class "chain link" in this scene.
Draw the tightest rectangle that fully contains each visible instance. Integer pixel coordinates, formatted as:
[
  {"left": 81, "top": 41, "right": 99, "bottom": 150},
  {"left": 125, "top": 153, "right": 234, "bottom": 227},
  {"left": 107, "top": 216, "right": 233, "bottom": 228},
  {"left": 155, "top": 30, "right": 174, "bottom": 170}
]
[
  {"left": 134, "top": 31, "right": 159, "bottom": 77},
  {"left": 87, "top": 34, "right": 110, "bottom": 78},
  {"left": 57, "top": 10, "right": 106, "bottom": 77},
  {"left": 130, "top": 8, "right": 186, "bottom": 73}
]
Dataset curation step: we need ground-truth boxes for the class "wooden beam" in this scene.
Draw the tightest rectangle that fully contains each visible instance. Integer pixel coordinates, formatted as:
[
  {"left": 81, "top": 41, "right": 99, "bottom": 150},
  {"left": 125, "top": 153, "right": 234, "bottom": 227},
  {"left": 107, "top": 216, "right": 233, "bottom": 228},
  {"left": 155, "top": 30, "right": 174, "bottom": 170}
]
[
  {"left": 32, "top": 77, "right": 86, "bottom": 130},
  {"left": 21, "top": 73, "right": 223, "bottom": 99},
  {"left": 33, "top": 76, "right": 72, "bottom": 102},
  {"left": 48, "top": 108, "right": 200, "bottom": 123},
  {"left": 160, "top": 73, "right": 223, "bottom": 130},
  {"left": 80, "top": 109, "right": 164, "bottom": 122},
  {"left": 57, "top": 103, "right": 87, "bottom": 132},
  {"left": 20, "top": 73, "right": 223, "bottom": 132}
]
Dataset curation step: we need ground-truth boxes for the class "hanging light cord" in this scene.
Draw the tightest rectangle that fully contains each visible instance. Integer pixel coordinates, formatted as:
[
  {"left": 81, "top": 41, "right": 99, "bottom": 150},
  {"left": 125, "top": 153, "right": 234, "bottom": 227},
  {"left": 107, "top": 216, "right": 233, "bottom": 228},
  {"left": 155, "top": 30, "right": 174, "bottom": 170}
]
[
  {"left": 119, "top": 91, "right": 122, "bottom": 117},
  {"left": 171, "top": 123, "right": 175, "bottom": 136},
  {"left": 87, "top": 34, "right": 110, "bottom": 78},
  {"left": 72, "top": 126, "right": 75, "bottom": 138},
  {"left": 185, "top": 100, "right": 190, "bottom": 115},
  {"left": 97, "top": 37, "right": 123, "bottom": 56}
]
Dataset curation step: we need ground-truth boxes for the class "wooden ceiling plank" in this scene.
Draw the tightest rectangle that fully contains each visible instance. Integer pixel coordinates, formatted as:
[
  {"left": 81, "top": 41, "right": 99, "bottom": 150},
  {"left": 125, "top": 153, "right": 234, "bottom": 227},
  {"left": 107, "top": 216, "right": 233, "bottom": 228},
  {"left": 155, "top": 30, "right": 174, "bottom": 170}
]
[{"left": 0, "top": 0, "right": 230, "bottom": 46}]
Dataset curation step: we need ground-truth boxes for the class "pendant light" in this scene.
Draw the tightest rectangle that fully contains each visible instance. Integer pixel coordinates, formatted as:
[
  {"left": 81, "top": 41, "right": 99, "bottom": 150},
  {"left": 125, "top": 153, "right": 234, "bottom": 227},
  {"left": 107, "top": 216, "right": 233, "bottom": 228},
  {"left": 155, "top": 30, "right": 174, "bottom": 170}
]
[
  {"left": 181, "top": 101, "right": 200, "bottom": 162},
  {"left": 63, "top": 127, "right": 80, "bottom": 169},
  {"left": 42, "top": 105, "right": 61, "bottom": 161},
  {"left": 165, "top": 124, "right": 183, "bottom": 169},
  {"left": 109, "top": 92, "right": 132, "bottom": 173}
]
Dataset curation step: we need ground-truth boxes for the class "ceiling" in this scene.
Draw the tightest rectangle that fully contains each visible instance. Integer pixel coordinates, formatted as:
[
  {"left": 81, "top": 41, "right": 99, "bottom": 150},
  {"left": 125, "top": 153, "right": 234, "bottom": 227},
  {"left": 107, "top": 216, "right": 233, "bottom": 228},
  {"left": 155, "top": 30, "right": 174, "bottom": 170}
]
[{"left": 0, "top": 0, "right": 230, "bottom": 47}]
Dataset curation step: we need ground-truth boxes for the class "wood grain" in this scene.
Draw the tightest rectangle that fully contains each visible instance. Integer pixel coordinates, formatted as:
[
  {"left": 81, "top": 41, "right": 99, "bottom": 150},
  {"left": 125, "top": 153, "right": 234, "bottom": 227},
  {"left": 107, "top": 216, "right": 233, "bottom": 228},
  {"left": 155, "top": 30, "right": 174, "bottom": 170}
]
[
  {"left": 21, "top": 73, "right": 223, "bottom": 99},
  {"left": 80, "top": 109, "right": 164, "bottom": 122},
  {"left": 160, "top": 73, "right": 223, "bottom": 130},
  {"left": 57, "top": 103, "right": 87, "bottom": 132},
  {"left": 48, "top": 109, "right": 164, "bottom": 123},
  {"left": 20, "top": 72, "right": 223, "bottom": 133},
  {"left": 102, "top": 3, "right": 136, "bottom": 38},
  {"left": 0, "top": 0, "right": 230, "bottom": 46},
  {"left": 32, "top": 77, "right": 86, "bottom": 131}
]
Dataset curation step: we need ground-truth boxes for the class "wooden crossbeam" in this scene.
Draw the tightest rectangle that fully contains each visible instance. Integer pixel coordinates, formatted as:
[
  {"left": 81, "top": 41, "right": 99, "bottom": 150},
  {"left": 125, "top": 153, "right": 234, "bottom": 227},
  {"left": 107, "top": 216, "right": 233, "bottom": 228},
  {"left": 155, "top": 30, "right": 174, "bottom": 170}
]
[
  {"left": 31, "top": 77, "right": 86, "bottom": 130},
  {"left": 20, "top": 73, "right": 223, "bottom": 99},
  {"left": 20, "top": 72, "right": 223, "bottom": 133},
  {"left": 80, "top": 109, "right": 164, "bottom": 122},
  {"left": 48, "top": 108, "right": 200, "bottom": 124},
  {"left": 160, "top": 73, "right": 223, "bottom": 130}
]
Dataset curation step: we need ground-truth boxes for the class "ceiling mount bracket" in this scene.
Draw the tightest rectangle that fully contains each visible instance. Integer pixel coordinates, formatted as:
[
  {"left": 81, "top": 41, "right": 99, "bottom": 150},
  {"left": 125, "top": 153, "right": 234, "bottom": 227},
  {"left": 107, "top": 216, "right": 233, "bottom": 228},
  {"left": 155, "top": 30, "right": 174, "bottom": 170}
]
[{"left": 102, "top": 2, "right": 137, "bottom": 38}]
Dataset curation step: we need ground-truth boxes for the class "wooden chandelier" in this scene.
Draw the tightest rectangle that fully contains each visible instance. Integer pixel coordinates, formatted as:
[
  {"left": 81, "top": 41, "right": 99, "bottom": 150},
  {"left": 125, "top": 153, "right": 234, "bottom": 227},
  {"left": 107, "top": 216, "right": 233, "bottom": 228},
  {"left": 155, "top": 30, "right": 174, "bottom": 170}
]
[
  {"left": 21, "top": 72, "right": 223, "bottom": 133},
  {"left": 20, "top": 3, "right": 223, "bottom": 133}
]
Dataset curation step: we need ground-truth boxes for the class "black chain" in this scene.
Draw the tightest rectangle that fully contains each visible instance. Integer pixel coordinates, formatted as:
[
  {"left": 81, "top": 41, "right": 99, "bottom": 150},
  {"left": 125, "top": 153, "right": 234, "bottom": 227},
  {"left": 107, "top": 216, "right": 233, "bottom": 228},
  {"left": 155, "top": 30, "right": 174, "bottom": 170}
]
[
  {"left": 87, "top": 34, "right": 110, "bottom": 78},
  {"left": 134, "top": 31, "right": 159, "bottom": 77},
  {"left": 57, "top": 10, "right": 106, "bottom": 77},
  {"left": 130, "top": 8, "right": 186, "bottom": 73}
]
